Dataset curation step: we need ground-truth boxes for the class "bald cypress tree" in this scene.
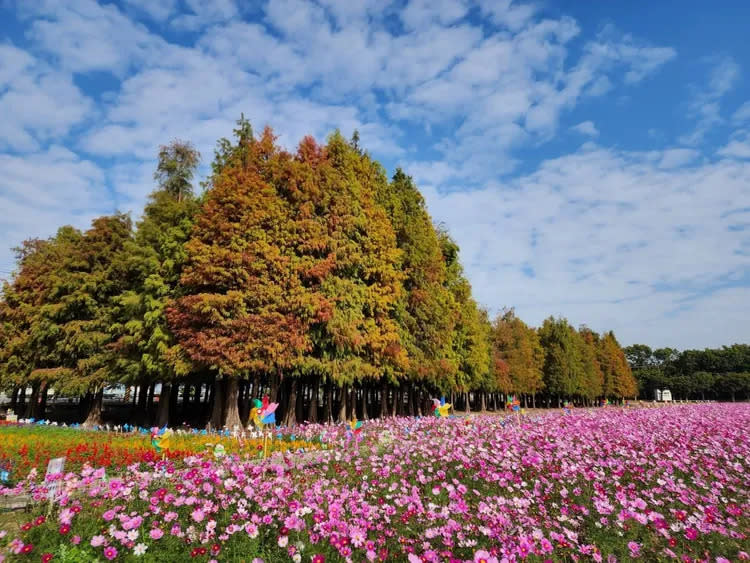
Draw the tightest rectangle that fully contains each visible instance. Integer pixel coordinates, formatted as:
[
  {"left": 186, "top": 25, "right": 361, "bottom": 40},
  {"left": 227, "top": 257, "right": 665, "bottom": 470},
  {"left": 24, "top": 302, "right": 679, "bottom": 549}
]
[
  {"left": 112, "top": 141, "right": 201, "bottom": 427},
  {"left": 378, "top": 169, "right": 456, "bottom": 398},
  {"left": 492, "top": 309, "right": 544, "bottom": 402},
  {"left": 438, "top": 230, "right": 491, "bottom": 411},
  {"left": 168, "top": 133, "right": 314, "bottom": 430}
]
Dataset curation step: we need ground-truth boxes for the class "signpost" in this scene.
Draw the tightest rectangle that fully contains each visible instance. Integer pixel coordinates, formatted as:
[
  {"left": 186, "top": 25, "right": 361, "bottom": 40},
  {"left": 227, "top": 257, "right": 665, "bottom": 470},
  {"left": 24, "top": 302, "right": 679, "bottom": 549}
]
[{"left": 45, "top": 457, "right": 65, "bottom": 505}]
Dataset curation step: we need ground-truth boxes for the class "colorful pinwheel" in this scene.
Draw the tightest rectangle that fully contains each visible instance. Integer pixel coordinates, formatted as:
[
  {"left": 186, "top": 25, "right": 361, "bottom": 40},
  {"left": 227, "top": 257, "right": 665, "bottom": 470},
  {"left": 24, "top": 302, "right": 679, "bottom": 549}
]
[
  {"left": 432, "top": 397, "right": 452, "bottom": 418},
  {"left": 250, "top": 396, "right": 279, "bottom": 429},
  {"left": 346, "top": 417, "right": 363, "bottom": 441},
  {"left": 506, "top": 395, "right": 521, "bottom": 412},
  {"left": 150, "top": 427, "right": 173, "bottom": 453}
]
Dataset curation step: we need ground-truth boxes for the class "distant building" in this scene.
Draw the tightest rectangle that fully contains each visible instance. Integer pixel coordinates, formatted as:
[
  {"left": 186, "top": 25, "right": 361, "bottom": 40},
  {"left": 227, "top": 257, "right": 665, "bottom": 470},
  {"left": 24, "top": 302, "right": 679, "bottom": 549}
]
[{"left": 653, "top": 388, "right": 672, "bottom": 402}]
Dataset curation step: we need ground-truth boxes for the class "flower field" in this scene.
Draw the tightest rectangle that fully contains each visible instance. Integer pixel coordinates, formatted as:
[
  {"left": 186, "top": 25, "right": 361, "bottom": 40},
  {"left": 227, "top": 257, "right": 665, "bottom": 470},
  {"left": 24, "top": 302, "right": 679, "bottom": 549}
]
[
  {"left": 1, "top": 404, "right": 749, "bottom": 562},
  {"left": 0, "top": 425, "right": 319, "bottom": 478}
]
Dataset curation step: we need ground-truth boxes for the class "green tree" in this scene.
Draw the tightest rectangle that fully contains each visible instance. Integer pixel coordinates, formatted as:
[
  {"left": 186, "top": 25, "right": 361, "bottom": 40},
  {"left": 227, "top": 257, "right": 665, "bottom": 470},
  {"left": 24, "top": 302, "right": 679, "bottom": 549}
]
[
  {"left": 491, "top": 308, "right": 544, "bottom": 402},
  {"left": 154, "top": 141, "right": 200, "bottom": 202},
  {"left": 22, "top": 216, "right": 135, "bottom": 426},
  {"left": 576, "top": 326, "right": 603, "bottom": 404},
  {"left": 438, "top": 230, "right": 491, "bottom": 410},
  {"left": 538, "top": 316, "right": 579, "bottom": 405},
  {"left": 113, "top": 141, "right": 201, "bottom": 426},
  {"left": 378, "top": 169, "right": 456, "bottom": 398}
]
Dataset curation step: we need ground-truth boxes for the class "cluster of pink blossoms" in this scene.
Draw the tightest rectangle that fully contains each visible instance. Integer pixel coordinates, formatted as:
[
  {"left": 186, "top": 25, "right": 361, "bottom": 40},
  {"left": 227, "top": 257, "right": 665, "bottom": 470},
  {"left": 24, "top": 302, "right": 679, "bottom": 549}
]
[{"left": 0, "top": 403, "right": 748, "bottom": 562}]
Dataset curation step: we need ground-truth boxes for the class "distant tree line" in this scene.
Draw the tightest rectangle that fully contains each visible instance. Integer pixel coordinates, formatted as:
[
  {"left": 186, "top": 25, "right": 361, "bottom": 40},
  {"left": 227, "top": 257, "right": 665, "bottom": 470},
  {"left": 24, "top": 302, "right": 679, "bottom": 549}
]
[
  {"left": 0, "top": 118, "right": 638, "bottom": 428},
  {"left": 624, "top": 344, "right": 750, "bottom": 402}
]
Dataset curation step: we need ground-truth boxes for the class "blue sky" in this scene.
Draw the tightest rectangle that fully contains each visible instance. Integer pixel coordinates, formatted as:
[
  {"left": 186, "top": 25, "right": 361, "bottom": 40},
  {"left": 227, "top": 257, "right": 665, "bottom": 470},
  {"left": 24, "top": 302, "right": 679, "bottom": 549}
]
[{"left": 1, "top": 0, "right": 748, "bottom": 350}]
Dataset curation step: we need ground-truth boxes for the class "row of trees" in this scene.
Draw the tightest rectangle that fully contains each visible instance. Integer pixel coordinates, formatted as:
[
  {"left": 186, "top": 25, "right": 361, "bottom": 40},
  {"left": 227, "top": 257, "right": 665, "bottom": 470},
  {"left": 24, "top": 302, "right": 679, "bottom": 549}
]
[
  {"left": 624, "top": 344, "right": 750, "bottom": 401},
  {"left": 0, "top": 119, "right": 636, "bottom": 428}
]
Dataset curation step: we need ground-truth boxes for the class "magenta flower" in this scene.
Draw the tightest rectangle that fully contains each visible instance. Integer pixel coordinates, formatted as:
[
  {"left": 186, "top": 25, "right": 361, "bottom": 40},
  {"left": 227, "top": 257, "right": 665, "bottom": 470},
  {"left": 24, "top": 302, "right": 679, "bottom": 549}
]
[
  {"left": 627, "top": 542, "right": 641, "bottom": 558},
  {"left": 474, "top": 549, "right": 498, "bottom": 563},
  {"left": 103, "top": 546, "right": 118, "bottom": 560}
]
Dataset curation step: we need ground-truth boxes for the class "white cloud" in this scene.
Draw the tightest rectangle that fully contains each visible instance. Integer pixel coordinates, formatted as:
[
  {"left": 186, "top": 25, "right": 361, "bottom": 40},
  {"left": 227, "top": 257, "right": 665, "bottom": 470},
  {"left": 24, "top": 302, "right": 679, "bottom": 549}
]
[
  {"left": 4, "top": 0, "right": 745, "bottom": 350},
  {"left": 21, "top": 0, "right": 167, "bottom": 75},
  {"left": 122, "top": 0, "right": 178, "bottom": 22},
  {"left": 420, "top": 144, "right": 750, "bottom": 348},
  {"left": 0, "top": 146, "right": 108, "bottom": 273},
  {"left": 400, "top": 0, "right": 469, "bottom": 30},
  {"left": 0, "top": 44, "right": 93, "bottom": 151},
  {"left": 571, "top": 121, "right": 599, "bottom": 137},
  {"left": 170, "top": 0, "right": 238, "bottom": 30},
  {"left": 679, "top": 56, "right": 740, "bottom": 146},
  {"left": 732, "top": 101, "right": 750, "bottom": 123},
  {"left": 717, "top": 131, "right": 750, "bottom": 159},
  {"left": 657, "top": 148, "right": 698, "bottom": 169},
  {"left": 478, "top": 0, "right": 537, "bottom": 32}
]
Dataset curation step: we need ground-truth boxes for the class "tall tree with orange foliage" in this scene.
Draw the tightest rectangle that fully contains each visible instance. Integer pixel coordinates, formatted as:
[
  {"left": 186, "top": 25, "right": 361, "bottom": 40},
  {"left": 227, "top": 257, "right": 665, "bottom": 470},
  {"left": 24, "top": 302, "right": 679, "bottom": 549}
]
[
  {"left": 491, "top": 308, "right": 544, "bottom": 404},
  {"left": 598, "top": 331, "right": 637, "bottom": 399},
  {"left": 168, "top": 129, "right": 322, "bottom": 430}
]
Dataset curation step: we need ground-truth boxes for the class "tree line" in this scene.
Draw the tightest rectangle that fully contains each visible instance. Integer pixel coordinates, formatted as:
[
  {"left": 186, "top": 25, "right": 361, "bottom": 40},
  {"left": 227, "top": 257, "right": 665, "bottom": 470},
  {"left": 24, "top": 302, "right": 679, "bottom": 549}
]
[
  {"left": 624, "top": 343, "right": 750, "bottom": 402},
  {"left": 0, "top": 118, "right": 638, "bottom": 428}
]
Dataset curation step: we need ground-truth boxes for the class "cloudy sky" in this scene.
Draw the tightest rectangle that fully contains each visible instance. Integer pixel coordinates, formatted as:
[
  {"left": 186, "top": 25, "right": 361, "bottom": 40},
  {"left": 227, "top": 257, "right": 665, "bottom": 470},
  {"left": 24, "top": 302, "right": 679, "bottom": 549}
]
[{"left": 1, "top": 0, "right": 748, "bottom": 350}]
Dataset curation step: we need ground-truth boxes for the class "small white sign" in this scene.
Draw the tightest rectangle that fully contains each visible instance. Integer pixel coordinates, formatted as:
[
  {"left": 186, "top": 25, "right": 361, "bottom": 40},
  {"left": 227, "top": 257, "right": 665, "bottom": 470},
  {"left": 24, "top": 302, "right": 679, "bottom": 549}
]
[{"left": 45, "top": 457, "right": 66, "bottom": 500}]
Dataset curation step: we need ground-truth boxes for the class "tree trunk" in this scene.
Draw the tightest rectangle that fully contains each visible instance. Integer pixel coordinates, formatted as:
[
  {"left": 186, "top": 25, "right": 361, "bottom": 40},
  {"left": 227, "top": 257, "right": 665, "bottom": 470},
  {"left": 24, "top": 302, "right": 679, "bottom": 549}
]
[
  {"left": 324, "top": 381, "right": 333, "bottom": 423},
  {"left": 282, "top": 378, "right": 298, "bottom": 427},
  {"left": 33, "top": 383, "right": 48, "bottom": 419},
  {"left": 17, "top": 386, "right": 26, "bottom": 412},
  {"left": 181, "top": 384, "right": 190, "bottom": 421},
  {"left": 359, "top": 386, "right": 369, "bottom": 420},
  {"left": 238, "top": 380, "right": 247, "bottom": 425},
  {"left": 209, "top": 378, "right": 224, "bottom": 430},
  {"left": 296, "top": 382, "right": 304, "bottom": 422},
  {"left": 135, "top": 382, "right": 148, "bottom": 425},
  {"left": 337, "top": 385, "right": 348, "bottom": 422},
  {"left": 224, "top": 376, "right": 242, "bottom": 430},
  {"left": 271, "top": 367, "right": 282, "bottom": 403},
  {"left": 169, "top": 383, "right": 180, "bottom": 425},
  {"left": 307, "top": 376, "right": 319, "bottom": 423},
  {"left": 532, "top": 394, "right": 536, "bottom": 408},
  {"left": 24, "top": 383, "right": 39, "bottom": 418},
  {"left": 480, "top": 392, "right": 487, "bottom": 412},
  {"left": 82, "top": 389, "right": 104, "bottom": 428},
  {"left": 156, "top": 383, "right": 171, "bottom": 427},
  {"left": 464, "top": 392, "right": 470, "bottom": 414},
  {"left": 10, "top": 387, "right": 19, "bottom": 411},
  {"left": 380, "top": 381, "right": 388, "bottom": 418},
  {"left": 252, "top": 374, "right": 260, "bottom": 400}
]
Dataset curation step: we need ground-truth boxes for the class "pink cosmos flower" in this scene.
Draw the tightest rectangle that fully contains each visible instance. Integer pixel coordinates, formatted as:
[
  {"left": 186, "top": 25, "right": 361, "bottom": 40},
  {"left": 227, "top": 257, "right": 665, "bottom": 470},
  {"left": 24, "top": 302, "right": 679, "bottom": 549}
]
[
  {"left": 91, "top": 535, "right": 106, "bottom": 547},
  {"left": 104, "top": 546, "right": 118, "bottom": 560},
  {"left": 627, "top": 542, "right": 641, "bottom": 558},
  {"left": 474, "top": 549, "right": 498, "bottom": 563}
]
